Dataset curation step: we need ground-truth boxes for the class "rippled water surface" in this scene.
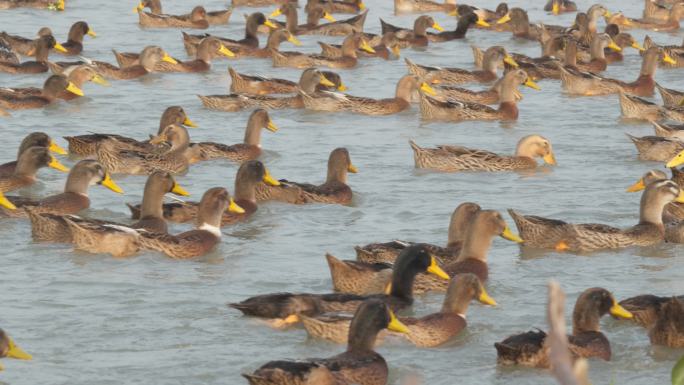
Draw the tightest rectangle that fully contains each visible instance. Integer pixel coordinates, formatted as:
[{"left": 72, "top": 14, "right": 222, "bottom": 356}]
[{"left": 1, "top": 0, "right": 683, "bottom": 384}]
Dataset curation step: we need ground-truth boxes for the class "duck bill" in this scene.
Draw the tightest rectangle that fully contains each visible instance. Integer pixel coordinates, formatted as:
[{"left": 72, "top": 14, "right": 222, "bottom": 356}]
[
  {"left": 162, "top": 53, "right": 178, "bottom": 64},
  {"left": 604, "top": 10, "right": 612, "bottom": 17},
  {"left": 666, "top": 150, "right": 684, "bottom": 168},
  {"left": 268, "top": 8, "right": 282, "bottom": 18},
  {"left": 218, "top": 45, "right": 236, "bottom": 57},
  {"left": 87, "top": 29, "right": 97, "bottom": 38},
  {"left": 610, "top": 301, "right": 633, "bottom": 319},
  {"left": 319, "top": 75, "right": 336, "bottom": 87},
  {"left": 387, "top": 309, "right": 410, "bottom": 334},
  {"left": 347, "top": 164, "right": 358, "bottom": 173},
  {"left": 6, "top": 339, "right": 32, "bottom": 360},
  {"left": 323, "top": 12, "right": 337, "bottom": 22},
  {"left": 358, "top": 1, "right": 366, "bottom": 10},
  {"left": 287, "top": 34, "right": 302, "bottom": 46},
  {"left": 626, "top": 178, "right": 646, "bottom": 192},
  {"left": 663, "top": 53, "right": 677, "bottom": 65},
  {"left": 55, "top": 0, "right": 65, "bottom": 10},
  {"left": 496, "top": 13, "right": 511, "bottom": 24},
  {"left": 91, "top": 74, "right": 110, "bottom": 86},
  {"left": 391, "top": 45, "right": 401, "bottom": 57},
  {"left": 263, "top": 169, "right": 281, "bottom": 186},
  {"left": 171, "top": 182, "right": 190, "bottom": 196},
  {"left": 476, "top": 18, "right": 491, "bottom": 27},
  {"left": 66, "top": 82, "right": 84, "bottom": 96},
  {"left": 337, "top": 82, "right": 348, "bottom": 91},
  {"left": 631, "top": 42, "right": 645, "bottom": 51},
  {"left": 101, "top": 173, "right": 124, "bottom": 194},
  {"left": 183, "top": 117, "right": 197, "bottom": 128},
  {"left": 524, "top": 78, "right": 541, "bottom": 90},
  {"left": 53, "top": 43, "right": 68, "bottom": 53},
  {"left": 501, "top": 225, "right": 524, "bottom": 243},
  {"left": 49, "top": 140, "right": 68, "bottom": 155},
  {"left": 266, "top": 120, "right": 278, "bottom": 133},
  {"left": 607, "top": 41, "right": 622, "bottom": 52},
  {"left": 427, "top": 257, "right": 450, "bottom": 280},
  {"left": 420, "top": 82, "right": 437, "bottom": 96},
  {"left": 676, "top": 190, "right": 684, "bottom": 203},
  {"left": 431, "top": 22, "right": 444, "bottom": 32},
  {"left": 478, "top": 288, "right": 497, "bottom": 306},
  {"left": 543, "top": 152, "right": 556, "bottom": 165},
  {"left": 228, "top": 198, "right": 246, "bottom": 214},
  {"left": 0, "top": 193, "right": 17, "bottom": 210},
  {"left": 359, "top": 40, "right": 376, "bottom": 54},
  {"left": 264, "top": 19, "right": 279, "bottom": 29},
  {"left": 48, "top": 156, "right": 69, "bottom": 172},
  {"left": 552, "top": 2, "right": 560, "bottom": 15},
  {"left": 134, "top": 2, "right": 144, "bottom": 12},
  {"left": 504, "top": 55, "right": 519, "bottom": 68}
]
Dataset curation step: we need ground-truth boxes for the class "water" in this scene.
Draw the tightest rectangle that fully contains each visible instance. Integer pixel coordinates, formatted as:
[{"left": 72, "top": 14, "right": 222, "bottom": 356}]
[{"left": 1, "top": 0, "right": 683, "bottom": 384}]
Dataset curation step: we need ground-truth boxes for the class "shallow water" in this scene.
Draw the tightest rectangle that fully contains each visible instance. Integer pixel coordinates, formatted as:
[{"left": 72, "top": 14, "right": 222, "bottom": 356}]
[{"left": 0, "top": 0, "right": 683, "bottom": 384}]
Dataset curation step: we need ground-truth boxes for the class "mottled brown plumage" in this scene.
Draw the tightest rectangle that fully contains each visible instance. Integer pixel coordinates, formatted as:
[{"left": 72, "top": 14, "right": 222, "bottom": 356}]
[
  {"left": 138, "top": 5, "right": 210, "bottom": 29},
  {"left": 272, "top": 33, "right": 374, "bottom": 69},
  {"left": 0, "top": 35, "right": 64, "bottom": 74},
  {"left": 0, "top": 146, "right": 67, "bottom": 193},
  {"left": 406, "top": 46, "right": 514, "bottom": 85},
  {"left": 0, "top": 132, "right": 66, "bottom": 177}
]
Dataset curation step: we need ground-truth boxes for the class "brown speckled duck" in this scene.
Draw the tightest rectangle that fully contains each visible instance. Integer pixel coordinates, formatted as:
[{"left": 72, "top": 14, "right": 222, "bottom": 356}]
[
  {"left": 0, "top": 75, "right": 83, "bottom": 110},
  {"left": 293, "top": 5, "right": 368, "bottom": 36},
  {"left": 0, "top": 146, "right": 68, "bottom": 193},
  {"left": 272, "top": 33, "right": 375, "bottom": 69},
  {"left": 0, "top": 329, "right": 32, "bottom": 371},
  {"left": 394, "top": 0, "right": 456, "bottom": 14},
  {"left": 138, "top": 5, "right": 210, "bottom": 29},
  {"left": 0, "top": 27, "right": 53, "bottom": 56},
  {"left": 618, "top": 294, "right": 684, "bottom": 329},
  {"left": 379, "top": 15, "right": 443, "bottom": 48},
  {"left": 228, "top": 67, "right": 343, "bottom": 95},
  {"left": 406, "top": 46, "right": 518, "bottom": 84},
  {"left": 0, "top": 132, "right": 66, "bottom": 177},
  {"left": 135, "top": 0, "right": 232, "bottom": 25},
  {"left": 0, "top": 35, "right": 66, "bottom": 74},
  {"left": 0, "top": 0, "right": 64, "bottom": 10},
  {"left": 184, "top": 13, "right": 277, "bottom": 56},
  {"left": 0, "top": 65, "right": 108, "bottom": 101},
  {"left": 307, "top": 0, "right": 365, "bottom": 14}
]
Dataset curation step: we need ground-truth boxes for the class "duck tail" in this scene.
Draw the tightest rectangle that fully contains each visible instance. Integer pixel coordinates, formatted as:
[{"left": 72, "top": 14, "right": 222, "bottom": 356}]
[
  {"left": 507, "top": 209, "right": 526, "bottom": 230},
  {"left": 408, "top": 139, "right": 422, "bottom": 153},
  {"left": 126, "top": 203, "right": 142, "bottom": 219},
  {"left": 228, "top": 66, "right": 239, "bottom": 81}
]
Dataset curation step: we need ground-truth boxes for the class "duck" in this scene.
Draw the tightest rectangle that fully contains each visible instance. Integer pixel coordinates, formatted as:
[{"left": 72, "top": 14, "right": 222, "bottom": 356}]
[
  {"left": 272, "top": 33, "right": 375, "bottom": 69},
  {"left": 647, "top": 297, "right": 684, "bottom": 347},
  {"left": 618, "top": 294, "right": 684, "bottom": 328},
  {"left": 306, "top": 0, "right": 365, "bottom": 14},
  {"left": 355, "top": 202, "right": 481, "bottom": 266},
  {"left": 409, "top": 135, "right": 555, "bottom": 172},
  {"left": 301, "top": 74, "right": 435, "bottom": 115},
  {"left": 254, "top": 147, "right": 356, "bottom": 204},
  {"left": 0, "top": 132, "right": 66, "bottom": 177},
  {"left": 195, "top": 109, "right": 278, "bottom": 162},
  {"left": 626, "top": 169, "right": 684, "bottom": 224},
  {"left": 199, "top": 68, "right": 335, "bottom": 111},
  {"left": 572, "top": 33, "right": 623, "bottom": 73},
  {"left": 652, "top": 121, "right": 684, "bottom": 139},
  {"left": 379, "top": 15, "right": 443, "bottom": 48},
  {"left": 4, "top": 65, "right": 109, "bottom": 101},
  {"left": 54, "top": 21, "right": 96, "bottom": 56},
  {"left": 0, "top": 35, "right": 66, "bottom": 73},
  {"left": 452, "top": 3, "right": 508, "bottom": 25},
  {"left": 495, "top": 287, "right": 633, "bottom": 368},
  {"left": 508, "top": 179, "right": 684, "bottom": 252},
  {"left": 627, "top": 132, "right": 684, "bottom": 162},
  {"left": 243, "top": 299, "right": 409, "bottom": 385},
  {"left": 295, "top": 5, "right": 368, "bottom": 36},
  {"left": 560, "top": 46, "right": 674, "bottom": 97},
  {"left": 135, "top": 0, "right": 232, "bottom": 25},
  {"left": 643, "top": 0, "right": 672, "bottom": 21},
  {"left": 0, "top": 146, "right": 68, "bottom": 193},
  {"left": 228, "top": 67, "right": 343, "bottom": 95},
  {"left": 494, "top": 8, "right": 543, "bottom": 40},
  {"left": 620, "top": 3, "right": 684, "bottom": 31},
  {"left": 619, "top": 92, "right": 684, "bottom": 122},
  {"left": 302, "top": 273, "right": 496, "bottom": 347},
  {"left": 189, "top": 29, "right": 299, "bottom": 60},
  {"left": 266, "top": 3, "right": 333, "bottom": 35},
  {"left": 419, "top": 69, "right": 539, "bottom": 121},
  {"left": 229, "top": 245, "right": 449, "bottom": 326},
  {"left": 657, "top": 83, "right": 684, "bottom": 106},
  {"left": 0, "top": 0, "right": 64, "bottom": 10},
  {"left": 394, "top": 0, "right": 456, "bottom": 14},
  {"left": 643, "top": 35, "right": 684, "bottom": 68},
  {"left": 0, "top": 329, "right": 32, "bottom": 371},
  {"left": 127, "top": 160, "right": 278, "bottom": 226},
  {"left": 51, "top": 46, "right": 178, "bottom": 80},
  {"left": 1, "top": 160, "right": 123, "bottom": 219},
  {"left": 318, "top": 32, "right": 401, "bottom": 60},
  {"left": 231, "top": 0, "right": 296, "bottom": 7},
  {"left": 433, "top": 74, "right": 524, "bottom": 104},
  {"left": 138, "top": 5, "right": 210, "bottom": 29},
  {"left": 183, "top": 13, "right": 276, "bottom": 54},
  {"left": 604, "top": 24, "right": 643, "bottom": 63},
  {"left": 406, "top": 46, "right": 518, "bottom": 85},
  {"left": 544, "top": 0, "right": 577, "bottom": 14},
  {"left": 0, "top": 27, "right": 53, "bottom": 56},
  {"left": 428, "top": 12, "right": 486, "bottom": 42},
  {"left": 0, "top": 75, "right": 82, "bottom": 110}
]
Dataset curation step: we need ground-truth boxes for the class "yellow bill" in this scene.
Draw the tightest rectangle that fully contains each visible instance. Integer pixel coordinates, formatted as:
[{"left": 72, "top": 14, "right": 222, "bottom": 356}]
[
  {"left": 431, "top": 22, "right": 444, "bottom": 32},
  {"left": 53, "top": 43, "right": 68, "bottom": 53},
  {"left": 387, "top": 309, "right": 410, "bottom": 334},
  {"left": 6, "top": 338, "right": 32, "bottom": 360},
  {"left": 477, "top": 18, "right": 491, "bottom": 27},
  {"left": 87, "top": 28, "right": 97, "bottom": 38},
  {"left": 263, "top": 168, "right": 281, "bottom": 186},
  {"left": 478, "top": 288, "right": 497, "bottom": 306},
  {"left": 91, "top": 74, "right": 110, "bottom": 86},
  {"left": 134, "top": 1, "right": 144, "bottom": 12},
  {"left": 266, "top": 120, "right": 278, "bottom": 132},
  {"left": 264, "top": 19, "right": 279, "bottom": 29},
  {"left": 676, "top": 190, "right": 684, "bottom": 204},
  {"left": 49, "top": 140, "right": 68, "bottom": 155},
  {"left": 101, "top": 173, "right": 124, "bottom": 194},
  {"left": 319, "top": 74, "right": 336, "bottom": 87},
  {"left": 337, "top": 82, "right": 347, "bottom": 91},
  {"left": 524, "top": 78, "right": 541, "bottom": 90},
  {"left": 348, "top": 164, "right": 358, "bottom": 173},
  {"left": 287, "top": 34, "right": 302, "bottom": 46},
  {"left": 323, "top": 12, "right": 337, "bottom": 22},
  {"left": 631, "top": 42, "right": 645, "bottom": 51},
  {"left": 626, "top": 178, "right": 646, "bottom": 192},
  {"left": 55, "top": 0, "right": 65, "bottom": 11},
  {"left": 162, "top": 53, "right": 178, "bottom": 64},
  {"left": 496, "top": 13, "right": 511, "bottom": 24},
  {"left": 447, "top": 9, "right": 458, "bottom": 17},
  {"left": 0, "top": 192, "right": 16, "bottom": 210},
  {"left": 552, "top": 2, "right": 560, "bottom": 15},
  {"left": 420, "top": 82, "right": 437, "bottom": 96},
  {"left": 358, "top": 1, "right": 366, "bottom": 10},
  {"left": 501, "top": 225, "right": 524, "bottom": 243},
  {"left": 666, "top": 149, "right": 684, "bottom": 168},
  {"left": 228, "top": 198, "right": 246, "bottom": 214},
  {"left": 183, "top": 116, "right": 197, "bottom": 128},
  {"left": 504, "top": 55, "right": 519, "bottom": 68},
  {"left": 48, "top": 156, "right": 69, "bottom": 172},
  {"left": 604, "top": 10, "right": 612, "bottom": 17},
  {"left": 663, "top": 53, "right": 677, "bottom": 65},
  {"left": 66, "top": 82, "right": 84, "bottom": 96},
  {"left": 427, "top": 256, "right": 450, "bottom": 280},
  {"left": 171, "top": 181, "right": 190, "bottom": 196},
  {"left": 543, "top": 152, "right": 556, "bottom": 165},
  {"left": 607, "top": 40, "right": 622, "bottom": 52},
  {"left": 359, "top": 39, "right": 376, "bottom": 54},
  {"left": 269, "top": 8, "right": 282, "bottom": 18},
  {"left": 610, "top": 300, "right": 633, "bottom": 319},
  {"left": 218, "top": 44, "right": 235, "bottom": 58}
]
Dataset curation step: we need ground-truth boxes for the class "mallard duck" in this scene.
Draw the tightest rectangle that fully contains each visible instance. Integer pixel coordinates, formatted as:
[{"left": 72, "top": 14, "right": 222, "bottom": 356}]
[
  {"left": 603, "top": 24, "right": 643, "bottom": 63},
  {"left": 306, "top": 0, "right": 365, "bottom": 14},
  {"left": 54, "top": 21, "right": 95, "bottom": 56},
  {"left": 647, "top": 297, "right": 684, "bottom": 347},
  {"left": 265, "top": 3, "right": 328, "bottom": 35},
  {"left": 0, "top": 329, "right": 32, "bottom": 371},
  {"left": 301, "top": 74, "right": 434, "bottom": 115},
  {"left": 0, "top": 0, "right": 64, "bottom": 10},
  {"left": 184, "top": 13, "right": 276, "bottom": 55},
  {"left": 406, "top": 46, "right": 518, "bottom": 85},
  {"left": 419, "top": 69, "right": 539, "bottom": 121},
  {"left": 196, "top": 109, "right": 277, "bottom": 162},
  {"left": 295, "top": 5, "right": 367, "bottom": 36},
  {"left": 52, "top": 46, "right": 177, "bottom": 80},
  {"left": 495, "top": 8, "right": 542, "bottom": 40},
  {"left": 626, "top": 169, "right": 684, "bottom": 224},
  {"left": 135, "top": 0, "right": 232, "bottom": 25},
  {"left": 509, "top": 180, "right": 684, "bottom": 252},
  {"left": 571, "top": 33, "right": 622, "bottom": 73},
  {"left": 644, "top": 0, "right": 672, "bottom": 21},
  {"left": 427, "top": 12, "right": 485, "bottom": 42},
  {"left": 652, "top": 121, "right": 684, "bottom": 139},
  {"left": 620, "top": 3, "right": 684, "bottom": 31},
  {"left": 302, "top": 273, "right": 495, "bottom": 347},
  {"left": 452, "top": 3, "right": 507, "bottom": 25},
  {"left": 379, "top": 15, "right": 443, "bottom": 48},
  {"left": 0, "top": 27, "right": 53, "bottom": 56},
  {"left": 254, "top": 147, "right": 356, "bottom": 204},
  {"left": 495, "top": 287, "right": 633, "bottom": 367},
  {"left": 115, "top": 37, "right": 234, "bottom": 73},
  {"left": 657, "top": 83, "right": 684, "bottom": 106},
  {"left": 186, "top": 29, "right": 299, "bottom": 60},
  {"left": 560, "top": 46, "right": 673, "bottom": 96},
  {"left": 544, "top": 0, "right": 577, "bottom": 15},
  {"left": 355, "top": 202, "right": 481, "bottom": 266},
  {"left": 643, "top": 35, "right": 684, "bottom": 68},
  {"left": 618, "top": 92, "right": 684, "bottom": 121},
  {"left": 5, "top": 65, "right": 109, "bottom": 101},
  {"left": 138, "top": 5, "right": 210, "bottom": 29},
  {"left": 229, "top": 245, "right": 449, "bottom": 326},
  {"left": 0, "top": 146, "right": 68, "bottom": 193},
  {"left": 243, "top": 299, "right": 408, "bottom": 385},
  {"left": 272, "top": 33, "right": 374, "bottom": 69},
  {"left": 618, "top": 294, "right": 684, "bottom": 328},
  {"left": 1, "top": 160, "right": 122, "bottom": 220},
  {"left": 200, "top": 68, "right": 335, "bottom": 111},
  {"left": 409, "top": 135, "right": 555, "bottom": 172},
  {"left": 393, "top": 0, "right": 456, "bottom": 15},
  {"left": 0, "top": 35, "right": 66, "bottom": 73},
  {"left": 319, "top": 31, "right": 400, "bottom": 60},
  {"left": 627, "top": 133, "right": 684, "bottom": 161},
  {"left": 0, "top": 133, "right": 66, "bottom": 177},
  {"left": 0, "top": 75, "right": 82, "bottom": 110},
  {"left": 433, "top": 74, "right": 524, "bottom": 104},
  {"left": 128, "top": 160, "right": 277, "bottom": 225},
  {"left": 228, "top": 67, "right": 342, "bottom": 95}
]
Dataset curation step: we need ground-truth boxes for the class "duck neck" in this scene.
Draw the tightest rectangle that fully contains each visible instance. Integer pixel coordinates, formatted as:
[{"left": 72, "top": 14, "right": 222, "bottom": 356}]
[
  {"left": 459, "top": 225, "right": 494, "bottom": 263},
  {"left": 394, "top": 76, "right": 416, "bottom": 102},
  {"left": 285, "top": 9, "right": 298, "bottom": 33},
  {"left": 572, "top": 306, "right": 601, "bottom": 334},
  {"left": 441, "top": 285, "right": 471, "bottom": 316},
  {"left": 483, "top": 52, "right": 500, "bottom": 73},
  {"left": 389, "top": 264, "right": 417, "bottom": 301},
  {"left": 326, "top": 161, "right": 348, "bottom": 184},
  {"left": 243, "top": 119, "right": 263, "bottom": 146},
  {"left": 414, "top": 20, "right": 428, "bottom": 37},
  {"left": 139, "top": 180, "right": 167, "bottom": 220},
  {"left": 454, "top": 17, "right": 471, "bottom": 34},
  {"left": 641, "top": 51, "right": 659, "bottom": 77},
  {"left": 265, "top": 32, "right": 283, "bottom": 50},
  {"left": 590, "top": 39, "right": 607, "bottom": 61},
  {"left": 564, "top": 40, "right": 578, "bottom": 67},
  {"left": 146, "top": 0, "right": 162, "bottom": 13},
  {"left": 34, "top": 40, "right": 50, "bottom": 62},
  {"left": 499, "top": 76, "right": 518, "bottom": 103},
  {"left": 341, "top": 37, "right": 358, "bottom": 58},
  {"left": 639, "top": 191, "right": 667, "bottom": 225},
  {"left": 14, "top": 157, "right": 40, "bottom": 177},
  {"left": 234, "top": 176, "right": 257, "bottom": 203},
  {"left": 67, "top": 26, "right": 85, "bottom": 44},
  {"left": 196, "top": 42, "right": 212, "bottom": 63},
  {"left": 245, "top": 18, "right": 259, "bottom": 39},
  {"left": 346, "top": 320, "right": 381, "bottom": 353},
  {"left": 64, "top": 172, "right": 90, "bottom": 195}
]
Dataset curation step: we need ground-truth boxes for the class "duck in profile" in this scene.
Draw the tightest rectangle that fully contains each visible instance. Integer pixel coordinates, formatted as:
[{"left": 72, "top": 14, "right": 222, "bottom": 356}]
[{"left": 0, "top": 329, "right": 32, "bottom": 371}]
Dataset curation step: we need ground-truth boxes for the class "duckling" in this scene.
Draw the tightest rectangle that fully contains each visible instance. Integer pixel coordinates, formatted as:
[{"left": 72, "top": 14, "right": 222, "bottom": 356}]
[
  {"left": 0, "top": 146, "right": 68, "bottom": 193},
  {"left": 624, "top": 3, "right": 684, "bottom": 31},
  {"left": 0, "top": 133, "right": 66, "bottom": 177},
  {"left": 406, "top": 46, "right": 518, "bottom": 85},
  {"left": 545, "top": 0, "right": 577, "bottom": 14},
  {"left": 127, "top": 160, "right": 278, "bottom": 225},
  {"left": 419, "top": 69, "right": 539, "bottom": 121},
  {"left": 7, "top": 65, "right": 109, "bottom": 101},
  {"left": 1, "top": 160, "right": 122, "bottom": 220},
  {"left": 228, "top": 67, "right": 343, "bottom": 95},
  {"left": 196, "top": 109, "right": 278, "bottom": 162},
  {"left": 307, "top": 0, "right": 365, "bottom": 14},
  {"left": 229, "top": 245, "right": 449, "bottom": 325},
  {"left": 409, "top": 135, "right": 555, "bottom": 172},
  {"left": 272, "top": 33, "right": 375, "bottom": 69},
  {"left": 243, "top": 299, "right": 408, "bottom": 385},
  {"left": 379, "top": 15, "right": 443, "bottom": 48},
  {"left": 135, "top": 0, "right": 232, "bottom": 25},
  {"left": 0, "top": 0, "right": 64, "bottom": 10},
  {"left": 138, "top": 5, "right": 210, "bottom": 29},
  {"left": 199, "top": 68, "right": 335, "bottom": 111},
  {"left": 0, "top": 35, "right": 66, "bottom": 74},
  {"left": 394, "top": 0, "right": 456, "bottom": 14},
  {"left": 54, "top": 21, "right": 95, "bottom": 56},
  {"left": 52, "top": 46, "right": 178, "bottom": 80},
  {"left": 0, "top": 27, "right": 53, "bottom": 56},
  {"left": 302, "top": 273, "right": 496, "bottom": 347},
  {"left": 301, "top": 74, "right": 435, "bottom": 115},
  {"left": 254, "top": 147, "right": 355, "bottom": 204},
  {"left": 495, "top": 288, "right": 633, "bottom": 367},
  {"left": 116, "top": 37, "right": 234, "bottom": 73},
  {"left": 428, "top": 12, "right": 485, "bottom": 42},
  {"left": 509, "top": 180, "right": 684, "bottom": 252},
  {"left": 0, "top": 75, "right": 82, "bottom": 110},
  {"left": 0, "top": 329, "right": 32, "bottom": 371}
]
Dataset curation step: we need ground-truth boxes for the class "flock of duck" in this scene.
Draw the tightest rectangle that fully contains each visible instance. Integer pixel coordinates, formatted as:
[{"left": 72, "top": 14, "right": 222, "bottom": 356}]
[{"left": 0, "top": 0, "right": 683, "bottom": 383}]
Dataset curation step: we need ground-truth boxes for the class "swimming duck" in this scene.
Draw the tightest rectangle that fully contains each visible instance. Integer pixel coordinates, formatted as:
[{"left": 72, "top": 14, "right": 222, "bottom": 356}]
[
  {"left": 54, "top": 21, "right": 95, "bottom": 56},
  {"left": 0, "top": 146, "right": 68, "bottom": 193},
  {"left": 0, "top": 329, "right": 32, "bottom": 371},
  {"left": 243, "top": 299, "right": 408, "bottom": 385},
  {"left": 626, "top": 169, "right": 684, "bottom": 224},
  {"left": 0, "top": 75, "right": 82, "bottom": 110},
  {"left": 229, "top": 245, "right": 449, "bottom": 326},
  {"left": 626, "top": 132, "right": 684, "bottom": 161},
  {"left": 302, "top": 273, "right": 495, "bottom": 347},
  {"left": 620, "top": 3, "right": 684, "bottom": 31},
  {"left": 199, "top": 68, "right": 335, "bottom": 111},
  {"left": 265, "top": 3, "right": 332, "bottom": 35},
  {"left": 619, "top": 91, "right": 684, "bottom": 122},
  {"left": 184, "top": 13, "right": 276, "bottom": 55},
  {"left": 406, "top": 46, "right": 518, "bottom": 84},
  {"left": 319, "top": 31, "right": 401, "bottom": 60},
  {"left": 657, "top": 83, "right": 684, "bottom": 106},
  {"left": 254, "top": 147, "right": 356, "bottom": 204},
  {"left": 5, "top": 65, "right": 108, "bottom": 101},
  {"left": 618, "top": 294, "right": 684, "bottom": 328},
  {"left": 135, "top": 0, "right": 232, "bottom": 25},
  {"left": 127, "top": 160, "right": 278, "bottom": 225},
  {"left": 495, "top": 287, "right": 633, "bottom": 367},
  {"left": 1, "top": 160, "right": 122, "bottom": 220},
  {"left": 301, "top": 74, "right": 435, "bottom": 115},
  {"left": 643, "top": 0, "right": 672, "bottom": 21},
  {"left": 544, "top": 0, "right": 577, "bottom": 15},
  {"left": 379, "top": 15, "right": 443, "bottom": 48},
  {"left": 495, "top": 8, "right": 542, "bottom": 40},
  {"left": 652, "top": 121, "right": 684, "bottom": 139},
  {"left": 272, "top": 33, "right": 375, "bottom": 69},
  {"left": 0, "top": 35, "right": 66, "bottom": 73},
  {"left": 603, "top": 24, "right": 643, "bottom": 63},
  {"left": 647, "top": 297, "right": 684, "bottom": 347},
  {"left": 115, "top": 37, "right": 234, "bottom": 73},
  {"left": 452, "top": 3, "right": 507, "bottom": 25},
  {"left": 189, "top": 29, "right": 299, "bottom": 60},
  {"left": 195, "top": 109, "right": 278, "bottom": 162},
  {"left": 295, "top": 5, "right": 368, "bottom": 36},
  {"left": 643, "top": 35, "right": 684, "bottom": 68},
  {"left": 52, "top": 46, "right": 177, "bottom": 80},
  {"left": 433, "top": 74, "right": 524, "bottom": 104},
  {"left": 509, "top": 179, "right": 684, "bottom": 252},
  {"left": 138, "top": 5, "right": 210, "bottom": 29},
  {"left": 393, "top": 0, "right": 456, "bottom": 15},
  {"left": 306, "top": 0, "right": 365, "bottom": 14},
  {"left": 419, "top": 69, "right": 539, "bottom": 121},
  {"left": 409, "top": 135, "right": 555, "bottom": 172},
  {"left": 228, "top": 67, "right": 343, "bottom": 95},
  {"left": 428, "top": 12, "right": 485, "bottom": 42},
  {"left": 0, "top": 27, "right": 53, "bottom": 56},
  {"left": 571, "top": 33, "right": 622, "bottom": 73},
  {"left": 0, "top": 132, "right": 66, "bottom": 177},
  {"left": 0, "top": 0, "right": 64, "bottom": 10}
]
